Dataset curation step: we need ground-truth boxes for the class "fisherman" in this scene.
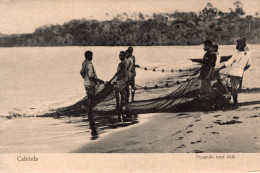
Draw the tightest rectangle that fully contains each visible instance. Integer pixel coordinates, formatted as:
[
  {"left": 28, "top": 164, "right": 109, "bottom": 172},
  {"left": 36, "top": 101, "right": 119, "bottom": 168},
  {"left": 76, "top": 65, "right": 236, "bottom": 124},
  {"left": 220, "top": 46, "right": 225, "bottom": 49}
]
[
  {"left": 217, "top": 38, "right": 251, "bottom": 108},
  {"left": 125, "top": 49, "right": 134, "bottom": 103},
  {"left": 80, "top": 50, "right": 104, "bottom": 132},
  {"left": 212, "top": 44, "right": 231, "bottom": 98},
  {"left": 127, "top": 47, "right": 136, "bottom": 102},
  {"left": 199, "top": 40, "right": 217, "bottom": 95},
  {"left": 113, "top": 51, "right": 128, "bottom": 121}
]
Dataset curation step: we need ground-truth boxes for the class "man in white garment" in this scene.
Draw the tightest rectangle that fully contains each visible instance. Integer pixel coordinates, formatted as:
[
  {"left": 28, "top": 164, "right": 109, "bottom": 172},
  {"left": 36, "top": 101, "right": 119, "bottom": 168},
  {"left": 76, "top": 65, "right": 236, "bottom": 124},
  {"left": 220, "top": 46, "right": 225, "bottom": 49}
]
[{"left": 217, "top": 38, "right": 251, "bottom": 108}]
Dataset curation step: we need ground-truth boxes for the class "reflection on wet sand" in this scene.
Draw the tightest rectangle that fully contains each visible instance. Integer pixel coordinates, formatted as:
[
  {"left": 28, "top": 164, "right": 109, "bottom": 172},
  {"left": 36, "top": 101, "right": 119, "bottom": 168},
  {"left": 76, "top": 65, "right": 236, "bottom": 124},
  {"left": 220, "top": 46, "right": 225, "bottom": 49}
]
[{"left": 67, "top": 113, "right": 139, "bottom": 141}]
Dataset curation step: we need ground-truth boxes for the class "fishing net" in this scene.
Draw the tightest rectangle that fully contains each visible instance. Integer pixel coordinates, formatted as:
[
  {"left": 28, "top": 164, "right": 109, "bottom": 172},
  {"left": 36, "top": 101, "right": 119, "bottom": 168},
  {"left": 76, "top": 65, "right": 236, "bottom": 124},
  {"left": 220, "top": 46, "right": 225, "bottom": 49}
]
[
  {"left": 126, "top": 75, "right": 201, "bottom": 113},
  {"left": 39, "top": 67, "right": 232, "bottom": 118},
  {"left": 50, "top": 77, "right": 118, "bottom": 116}
]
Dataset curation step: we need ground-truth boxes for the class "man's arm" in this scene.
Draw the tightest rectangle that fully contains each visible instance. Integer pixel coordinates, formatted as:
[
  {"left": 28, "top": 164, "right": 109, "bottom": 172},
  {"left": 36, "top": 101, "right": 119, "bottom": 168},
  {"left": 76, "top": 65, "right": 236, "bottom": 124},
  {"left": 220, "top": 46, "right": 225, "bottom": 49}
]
[
  {"left": 244, "top": 52, "right": 251, "bottom": 71},
  {"left": 80, "top": 66, "right": 86, "bottom": 78},
  {"left": 206, "top": 67, "right": 214, "bottom": 80},
  {"left": 215, "top": 54, "right": 235, "bottom": 72},
  {"left": 88, "top": 64, "right": 104, "bottom": 84},
  {"left": 113, "top": 63, "right": 123, "bottom": 78},
  {"left": 223, "top": 54, "right": 235, "bottom": 67},
  {"left": 206, "top": 53, "right": 217, "bottom": 80},
  {"left": 80, "top": 61, "right": 87, "bottom": 78}
]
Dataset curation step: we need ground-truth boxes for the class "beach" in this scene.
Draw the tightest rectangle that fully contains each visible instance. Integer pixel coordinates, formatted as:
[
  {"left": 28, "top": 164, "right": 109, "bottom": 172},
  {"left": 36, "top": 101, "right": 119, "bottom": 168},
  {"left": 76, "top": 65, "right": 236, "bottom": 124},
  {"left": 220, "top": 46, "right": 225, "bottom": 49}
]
[
  {"left": 75, "top": 93, "right": 260, "bottom": 153},
  {"left": 0, "top": 92, "right": 259, "bottom": 153},
  {"left": 0, "top": 45, "right": 260, "bottom": 154}
]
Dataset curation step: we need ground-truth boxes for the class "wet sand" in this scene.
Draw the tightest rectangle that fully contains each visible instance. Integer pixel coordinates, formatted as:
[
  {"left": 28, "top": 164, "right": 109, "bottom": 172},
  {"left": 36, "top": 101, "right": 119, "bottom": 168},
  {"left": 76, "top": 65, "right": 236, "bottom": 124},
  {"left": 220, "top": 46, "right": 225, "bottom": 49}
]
[
  {"left": 0, "top": 93, "right": 259, "bottom": 153},
  {"left": 0, "top": 117, "right": 93, "bottom": 153},
  {"left": 0, "top": 113, "right": 149, "bottom": 153},
  {"left": 75, "top": 93, "right": 260, "bottom": 153}
]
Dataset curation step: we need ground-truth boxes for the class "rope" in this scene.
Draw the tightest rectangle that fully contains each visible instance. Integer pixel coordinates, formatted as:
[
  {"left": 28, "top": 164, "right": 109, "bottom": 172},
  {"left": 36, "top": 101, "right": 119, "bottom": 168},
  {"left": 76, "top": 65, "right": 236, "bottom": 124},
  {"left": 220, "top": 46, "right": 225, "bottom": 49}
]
[
  {"left": 134, "top": 80, "right": 187, "bottom": 91},
  {"left": 138, "top": 66, "right": 199, "bottom": 73}
]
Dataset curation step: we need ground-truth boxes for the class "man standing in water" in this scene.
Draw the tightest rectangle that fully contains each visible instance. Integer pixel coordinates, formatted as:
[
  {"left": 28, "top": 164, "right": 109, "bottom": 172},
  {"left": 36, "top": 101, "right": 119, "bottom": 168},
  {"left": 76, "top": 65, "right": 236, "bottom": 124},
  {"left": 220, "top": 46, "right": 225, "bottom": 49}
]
[
  {"left": 217, "top": 38, "right": 251, "bottom": 108},
  {"left": 113, "top": 51, "right": 127, "bottom": 121},
  {"left": 80, "top": 50, "right": 104, "bottom": 133},
  {"left": 199, "top": 40, "right": 217, "bottom": 95}
]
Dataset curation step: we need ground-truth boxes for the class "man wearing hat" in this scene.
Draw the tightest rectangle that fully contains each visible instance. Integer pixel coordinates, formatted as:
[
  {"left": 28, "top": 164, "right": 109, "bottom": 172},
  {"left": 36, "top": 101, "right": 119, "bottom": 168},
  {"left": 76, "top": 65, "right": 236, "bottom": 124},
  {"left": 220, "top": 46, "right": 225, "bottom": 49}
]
[{"left": 217, "top": 38, "right": 251, "bottom": 108}]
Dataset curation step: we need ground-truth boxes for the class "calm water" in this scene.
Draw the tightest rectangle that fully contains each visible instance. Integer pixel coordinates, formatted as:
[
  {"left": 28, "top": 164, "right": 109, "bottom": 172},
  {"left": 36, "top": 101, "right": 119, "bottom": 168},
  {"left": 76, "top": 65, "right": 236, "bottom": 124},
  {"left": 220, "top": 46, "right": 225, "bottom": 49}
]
[{"left": 0, "top": 45, "right": 260, "bottom": 117}]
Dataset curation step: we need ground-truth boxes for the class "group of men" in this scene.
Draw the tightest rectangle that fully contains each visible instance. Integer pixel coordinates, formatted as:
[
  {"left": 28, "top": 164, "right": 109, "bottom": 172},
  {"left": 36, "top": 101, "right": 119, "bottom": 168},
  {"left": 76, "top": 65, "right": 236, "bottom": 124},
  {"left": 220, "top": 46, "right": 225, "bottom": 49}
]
[
  {"left": 200, "top": 38, "right": 251, "bottom": 108},
  {"left": 80, "top": 47, "right": 136, "bottom": 123},
  {"left": 113, "top": 47, "right": 136, "bottom": 120},
  {"left": 80, "top": 39, "right": 251, "bottom": 127}
]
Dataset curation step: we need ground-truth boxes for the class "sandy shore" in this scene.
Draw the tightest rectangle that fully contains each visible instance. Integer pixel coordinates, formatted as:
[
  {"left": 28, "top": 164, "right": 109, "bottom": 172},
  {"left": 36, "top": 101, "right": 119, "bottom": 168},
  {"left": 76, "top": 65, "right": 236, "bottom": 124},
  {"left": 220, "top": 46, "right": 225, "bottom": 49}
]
[
  {"left": 75, "top": 93, "right": 260, "bottom": 153},
  {"left": 0, "top": 93, "right": 259, "bottom": 153}
]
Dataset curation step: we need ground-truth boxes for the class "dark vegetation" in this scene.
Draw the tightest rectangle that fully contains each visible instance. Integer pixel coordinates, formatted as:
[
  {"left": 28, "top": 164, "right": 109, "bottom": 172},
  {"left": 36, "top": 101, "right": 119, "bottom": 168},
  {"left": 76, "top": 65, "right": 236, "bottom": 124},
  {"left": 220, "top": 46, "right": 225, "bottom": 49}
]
[{"left": 0, "top": 2, "right": 259, "bottom": 47}]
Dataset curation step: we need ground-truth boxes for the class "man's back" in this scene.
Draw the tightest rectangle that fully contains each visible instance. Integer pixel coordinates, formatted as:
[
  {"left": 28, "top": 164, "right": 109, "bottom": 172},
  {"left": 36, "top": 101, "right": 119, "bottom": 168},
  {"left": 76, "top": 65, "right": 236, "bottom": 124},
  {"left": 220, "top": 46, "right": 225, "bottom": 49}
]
[
  {"left": 230, "top": 51, "right": 251, "bottom": 69},
  {"left": 81, "top": 60, "right": 97, "bottom": 88},
  {"left": 220, "top": 51, "right": 251, "bottom": 77}
]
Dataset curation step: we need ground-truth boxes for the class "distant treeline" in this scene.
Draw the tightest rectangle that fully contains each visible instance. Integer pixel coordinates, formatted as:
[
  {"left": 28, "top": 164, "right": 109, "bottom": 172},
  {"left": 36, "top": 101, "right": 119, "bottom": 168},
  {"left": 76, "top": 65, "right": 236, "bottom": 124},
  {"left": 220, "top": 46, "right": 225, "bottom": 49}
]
[{"left": 0, "top": 2, "right": 259, "bottom": 47}]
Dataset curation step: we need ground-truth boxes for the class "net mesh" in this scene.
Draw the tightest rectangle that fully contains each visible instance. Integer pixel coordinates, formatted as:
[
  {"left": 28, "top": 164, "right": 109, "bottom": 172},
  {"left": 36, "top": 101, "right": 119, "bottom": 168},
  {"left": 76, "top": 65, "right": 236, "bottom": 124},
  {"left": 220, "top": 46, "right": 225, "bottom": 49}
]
[
  {"left": 39, "top": 70, "right": 232, "bottom": 118},
  {"left": 127, "top": 75, "right": 201, "bottom": 113}
]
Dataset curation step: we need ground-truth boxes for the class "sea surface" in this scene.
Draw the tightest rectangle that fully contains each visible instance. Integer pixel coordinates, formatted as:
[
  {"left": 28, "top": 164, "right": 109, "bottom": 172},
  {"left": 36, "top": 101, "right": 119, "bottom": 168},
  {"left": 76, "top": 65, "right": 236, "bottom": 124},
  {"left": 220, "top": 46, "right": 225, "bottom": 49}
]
[{"left": 0, "top": 45, "right": 260, "bottom": 117}]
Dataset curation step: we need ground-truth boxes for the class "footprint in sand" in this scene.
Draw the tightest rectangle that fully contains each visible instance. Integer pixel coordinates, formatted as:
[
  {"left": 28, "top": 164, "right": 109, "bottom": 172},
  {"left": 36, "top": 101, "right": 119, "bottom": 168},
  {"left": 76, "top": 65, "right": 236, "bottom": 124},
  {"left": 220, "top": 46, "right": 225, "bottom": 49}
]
[
  {"left": 187, "top": 124, "right": 193, "bottom": 127},
  {"left": 176, "top": 113, "right": 191, "bottom": 118},
  {"left": 107, "top": 149, "right": 124, "bottom": 153},
  {"left": 194, "top": 150, "right": 204, "bottom": 153},
  {"left": 126, "top": 141, "right": 140, "bottom": 145},
  {"left": 205, "top": 124, "right": 214, "bottom": 129},
  {"left": 186, "top": 130, "right": 193, "bottom": 134},
  {"left": 248, "top": 115, "right": 260, "bottom": 118},
  {"left": 177, "top": 144, "right": 186, "bottom": 148},
  {"left": 214, "top": 120, "right": 242, "bottom": 125},
  {"left": 195, "top": 119, "right": 201, "bottom": 122},
  {"left": 252, "top": 106, "right": 260, "bottom": 110},
  {"left": 213, "top": 114, "right": 221, "bottom": 118},
  {"left": 190, "top": 140, "right": 202, "bottom": 144},
  {"left": 177, "top": 113, "right": 188, "bottom": 116},
  {"left": 176, "top": 137, "right": 183, "bottom": 141},
  {"left": 211, "top": 132, "right": 220, "bottom": 135},
  {"left": 171, "top": 130, "right": 182, "bottom": 136}
]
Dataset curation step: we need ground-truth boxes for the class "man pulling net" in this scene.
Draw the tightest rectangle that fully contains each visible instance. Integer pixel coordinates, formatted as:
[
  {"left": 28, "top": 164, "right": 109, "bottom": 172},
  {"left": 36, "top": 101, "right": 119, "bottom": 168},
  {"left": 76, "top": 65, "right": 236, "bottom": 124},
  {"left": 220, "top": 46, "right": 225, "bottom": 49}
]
[
  {"left": 45, "top": 41, "right": 252, "bottom": 118},
  {"left": 215, "top": 38, "right": 251, "bottom": 108}
]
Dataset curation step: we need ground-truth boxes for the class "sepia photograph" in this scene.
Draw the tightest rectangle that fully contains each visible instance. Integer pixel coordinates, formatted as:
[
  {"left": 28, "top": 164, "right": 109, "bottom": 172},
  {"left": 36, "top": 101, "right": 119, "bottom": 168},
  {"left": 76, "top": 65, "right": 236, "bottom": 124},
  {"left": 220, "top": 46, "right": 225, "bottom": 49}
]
[{"left": 0, "top": 0, "right": 260, "bottom": 172}]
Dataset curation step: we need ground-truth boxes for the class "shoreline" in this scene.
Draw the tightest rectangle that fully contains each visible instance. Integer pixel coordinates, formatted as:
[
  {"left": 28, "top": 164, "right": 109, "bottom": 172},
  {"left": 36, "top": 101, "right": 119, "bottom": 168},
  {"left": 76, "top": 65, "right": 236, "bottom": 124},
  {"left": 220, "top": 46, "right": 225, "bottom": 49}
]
[
  {"left": 0, "top": 93, "right": 259, "bottom": 153},
  {"left": 0, "top": 112, "right": 155, "bottom": 153},
  {"left": 75, "top": 93, "right": 260, "bottom": 153}
]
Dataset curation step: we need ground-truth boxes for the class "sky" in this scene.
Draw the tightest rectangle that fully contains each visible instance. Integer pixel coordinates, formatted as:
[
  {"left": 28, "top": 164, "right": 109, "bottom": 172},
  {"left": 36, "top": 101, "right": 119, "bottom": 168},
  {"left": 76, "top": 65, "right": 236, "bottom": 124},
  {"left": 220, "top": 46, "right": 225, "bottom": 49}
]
[{"left": 0, "top": 0, "right": 259, "bottom": 34}]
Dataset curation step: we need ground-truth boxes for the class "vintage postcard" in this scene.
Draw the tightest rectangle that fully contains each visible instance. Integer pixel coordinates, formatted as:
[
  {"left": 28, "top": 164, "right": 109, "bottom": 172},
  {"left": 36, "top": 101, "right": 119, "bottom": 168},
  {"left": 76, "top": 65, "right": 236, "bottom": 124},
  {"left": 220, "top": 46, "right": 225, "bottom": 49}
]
[{"left": 0, "top": 0, "right": 260, "bottom": 172}]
